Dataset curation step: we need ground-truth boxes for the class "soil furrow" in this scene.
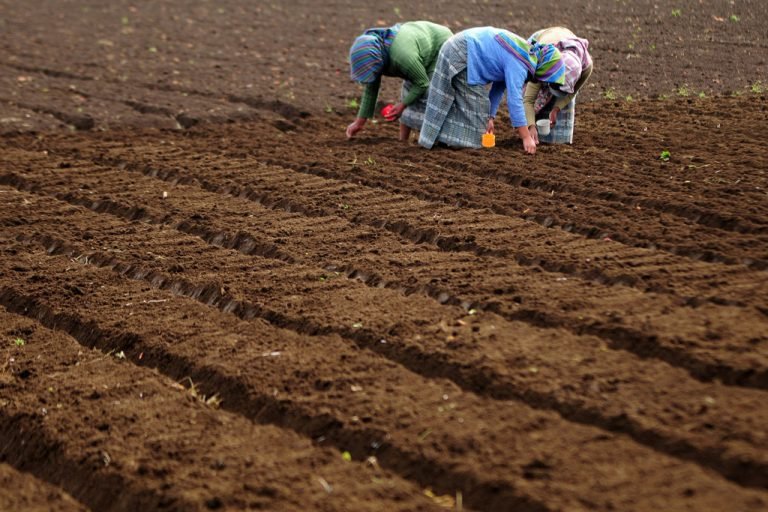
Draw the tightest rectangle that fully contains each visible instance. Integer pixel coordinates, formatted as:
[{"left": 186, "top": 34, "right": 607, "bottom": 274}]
[
  {"left": 80, "top": 147, "right": 768, "bottom": 306},
  {"left": 4, "top": 196, "right": 768, "bottom": 491},
  {"left": 10, "top": 169, "right": 768, "bottom": 390},
  {"left": 0, "top": 462, "right": 87, "bottom": 512},
  {"left": 5, "top": 158, "right": 766, "bottom": 383},
  {"left": 0, "top": 307, "right": 444, "bottom": 512},
  {"left": 1, "top": 243, "right": 767, "bottom": 511}
]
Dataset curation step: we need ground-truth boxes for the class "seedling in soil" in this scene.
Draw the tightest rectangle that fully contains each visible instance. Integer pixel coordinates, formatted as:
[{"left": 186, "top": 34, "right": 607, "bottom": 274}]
[
  {"left": 671, "top": 9, "right": 682, "bottom": 17},
  {"left": 751, "top": 81, "right": 764, "bottom": 94},
  {"left": 625, "top": 95, "right": 633, "bottom": 102},
  {"left": 660, "top": 150, "right": 672, "bottom": 162},
  {"left": 13, "top": 338, "right": 25, "bottom": 347},
  {"left": 365, "top": 156, "right": 376, "bottom": 166},
  {"left": 603, "top": 88, "right": 617, "bottom": 100},
  {"left": 345, "top": 98, "right": 359, "bottom": 109},
  {"left": 729, "top": 14, "right": 740, "bottom": 22},
  {"left": 698, "top": 91, "right": 707, "bottom": 99},
  {"left": 677, "top": 85, "right": 690, "bottom": 97},
  {"left": 341, "top": 451, "right": 352, "bottom": 462},
  {"left": 324, "top": 104, "right": 333, "bottom": 114},
  {"left": 337, "top": 203, "right": 351, "bottom": 210},
  {"left": 180, "top": 377, "right": 222, "bottom": 408}
]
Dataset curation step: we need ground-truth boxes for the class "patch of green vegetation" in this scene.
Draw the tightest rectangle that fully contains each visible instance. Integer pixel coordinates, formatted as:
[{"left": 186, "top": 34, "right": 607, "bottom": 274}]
[
  {"left": 729, "top": 14, "right": 740, "bottom": 22},
  {"left": 625, "top": 95, "right": 634, "bottom": 102},
  {"left": 677, "top": 85, "right": 690, "bottom": 97},
  {"left": 603, "top": 88, "right": 617, "bottom": 100},
  {"left": 671, "top": 8, "right": 682, "bottom": 17},
  {"left": 346, "top": 97, "right": 359, "bottom": 109},
  {"left": 13, "top": 338, "right": 25, "bottom": 347},
  {"left": 659, "top": 150, "right": 671, "bottom": 162},
  {"left": 751, "top": 81, "right": 764, "bottom": 94},
  {"left": 698, "top": 91, "right": 707, "bottom": 98}
]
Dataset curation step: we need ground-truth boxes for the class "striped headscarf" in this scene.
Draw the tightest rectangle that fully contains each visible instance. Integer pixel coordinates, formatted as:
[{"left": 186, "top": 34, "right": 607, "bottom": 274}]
[
  {"left": 494, "top": 30, "right": 565, "bottom": 86},
  {"left": 349, "top": 24, "right": 401, "bottom": 84}
]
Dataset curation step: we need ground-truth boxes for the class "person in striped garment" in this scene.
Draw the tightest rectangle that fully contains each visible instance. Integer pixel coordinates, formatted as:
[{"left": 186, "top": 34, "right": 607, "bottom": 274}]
[
  {"left": 346, "top": 21, "right": 453, "bottom": 142},
  {"left": 524, "top": 27, "right": 594, "bottom": 144},
  {"left": 418, "top": 27, "right": 565, "bottom": 153}
]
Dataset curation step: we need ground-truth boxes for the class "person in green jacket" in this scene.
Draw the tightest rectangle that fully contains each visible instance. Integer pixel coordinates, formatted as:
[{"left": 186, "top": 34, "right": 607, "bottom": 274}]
[{"left": 346, "top": 21, "right": 453, "bottom": 141}]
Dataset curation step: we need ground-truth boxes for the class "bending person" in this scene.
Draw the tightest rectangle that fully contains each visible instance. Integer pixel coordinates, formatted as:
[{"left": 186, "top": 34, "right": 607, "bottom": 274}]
[
  {"left": 347, "top": 21, "right": 453, "bottom": 141},
  {"left": 524, "top": 27, "right": 593, "bottom": 144},
  {"left": 418, "top": 27, "right": 565, "bottom": 153}
]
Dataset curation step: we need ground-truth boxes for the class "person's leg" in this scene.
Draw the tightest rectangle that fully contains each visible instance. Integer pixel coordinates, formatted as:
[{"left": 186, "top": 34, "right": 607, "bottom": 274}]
[{"left": 399, "top": 123, "right": 411, "bottom": 141}]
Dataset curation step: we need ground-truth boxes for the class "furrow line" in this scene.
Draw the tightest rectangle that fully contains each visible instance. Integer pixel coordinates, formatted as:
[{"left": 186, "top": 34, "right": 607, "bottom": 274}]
[
  {"left": 0, "top": 172, "right": 296, "bottom": 265},
  {"left": 89, "top": 154, "right": 767, "bottom": 310},
  {"left": 14, "top": 231, "right": 768, "bottom": 490},
  {"left": 4, "top": 176, "right": 765, "bottom": 390},
  {"left": 3, "top": 241, "right": 768, "bottom": 508},
  {"left": 0, "top": 409, "right": 184, "bottom": 511},
  {"left": 413, "top": 150, "right": 768, "bottom": 235},
  {"left": 0, "top": 289, "right": 489, "bottom": 512},
  {"left": 264, "top": 155, "right": 768, "bottom": 270},
  {"left": 93, "top": 156, "right": 707, "bottom": 293},
  {"left": 0, "top": 462, "right": 86, "bottom": 512},
  {"left": 0, "top": 306, "right": 441, "bottom": 512}
]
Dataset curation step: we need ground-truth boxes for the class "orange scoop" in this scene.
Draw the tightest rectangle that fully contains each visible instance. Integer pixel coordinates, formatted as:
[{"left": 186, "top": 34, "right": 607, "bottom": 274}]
[{"left": 482, "top": 133, "right": 495, "bottom": 148}]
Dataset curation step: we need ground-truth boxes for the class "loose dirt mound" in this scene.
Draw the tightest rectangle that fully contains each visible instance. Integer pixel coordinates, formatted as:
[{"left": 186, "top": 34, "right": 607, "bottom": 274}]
[{"left": 1, "top": 1, "right": 767, "bottom": 511}]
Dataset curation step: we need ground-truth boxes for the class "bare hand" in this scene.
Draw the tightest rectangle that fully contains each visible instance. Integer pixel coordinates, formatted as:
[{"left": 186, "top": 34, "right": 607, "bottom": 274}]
[
  {"left": 346, "top": 118, "right": 367, "bottom": 139},
  {"left": 389, "top": 103, "right": 406, "bottom": 120},
  {"left": 486, "top": 118, "right": 495, "bottom": 134},
  {"left": 529, "top": 124, "right": 539, "bottom": 144},
  {"left": 549, "top": 107, "right": 560, "bottom": 127},
  {"left": 523, "top": 136, "right": 536, "bottom": 154}
]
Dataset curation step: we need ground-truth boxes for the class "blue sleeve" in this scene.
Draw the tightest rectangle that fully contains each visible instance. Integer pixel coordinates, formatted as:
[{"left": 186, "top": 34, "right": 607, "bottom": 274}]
[
  {"left": 504, "top": 62, "right": 528, "bottom": 127},
  {"left": 488, "top": 82, "right": 505, "bottom": 117}
]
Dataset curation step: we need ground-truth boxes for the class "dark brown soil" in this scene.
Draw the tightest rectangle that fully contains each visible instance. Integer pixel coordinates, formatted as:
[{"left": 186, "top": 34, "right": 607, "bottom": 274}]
[{"left": 1, "top": 1, "right": 767, "bottom": 511}]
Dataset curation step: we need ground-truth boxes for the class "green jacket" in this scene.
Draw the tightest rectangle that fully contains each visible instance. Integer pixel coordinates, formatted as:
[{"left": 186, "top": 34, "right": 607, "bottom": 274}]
[{"left": 357, "top": 21, "right": 453, "bottom": 119}]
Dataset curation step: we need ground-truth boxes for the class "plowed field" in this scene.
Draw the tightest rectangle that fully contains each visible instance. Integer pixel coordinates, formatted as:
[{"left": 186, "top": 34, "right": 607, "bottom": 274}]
[{"left": 1, "top": 1, "right": 767, "bottom": 511}]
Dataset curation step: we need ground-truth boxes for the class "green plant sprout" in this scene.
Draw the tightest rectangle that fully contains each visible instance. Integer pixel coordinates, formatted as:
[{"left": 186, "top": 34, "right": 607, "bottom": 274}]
[
  {"left": 729, "top": 14, "right": 740, "bottom": 22},
  {"left": 346, "top": 98, "right": 359, "bottom": 109},
  {"left": 671, "top": 9, "right": 682, "bottom": 17},
  {"left": 603, "top": 88, "right": 617, "bottom": 100},
  {"left": 677, "top": 85, "right": 690, "bottom": 97},
  {"left": 13, "top": 338, "right": 25, "bottom": 347},
  {"left": 660, "top": 150, "right": 671, "bottom": 162},
  {"left": 751, "top": 81, "right": 764, "bottom": 94}
]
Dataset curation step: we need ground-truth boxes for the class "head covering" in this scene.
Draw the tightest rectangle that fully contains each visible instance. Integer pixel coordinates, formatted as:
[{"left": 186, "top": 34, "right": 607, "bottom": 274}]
[
  {"left": 494, "top": 31, "right": 565, "bottom": 86},
  {"left": 531, "top": 42, "right": 565, "bottom": 85},
  {"left": 553, "top": 49, "right": 583, "bottom": 94},
  {"left": 349, "top": 24, "right": 401, "bottom": 83}
]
